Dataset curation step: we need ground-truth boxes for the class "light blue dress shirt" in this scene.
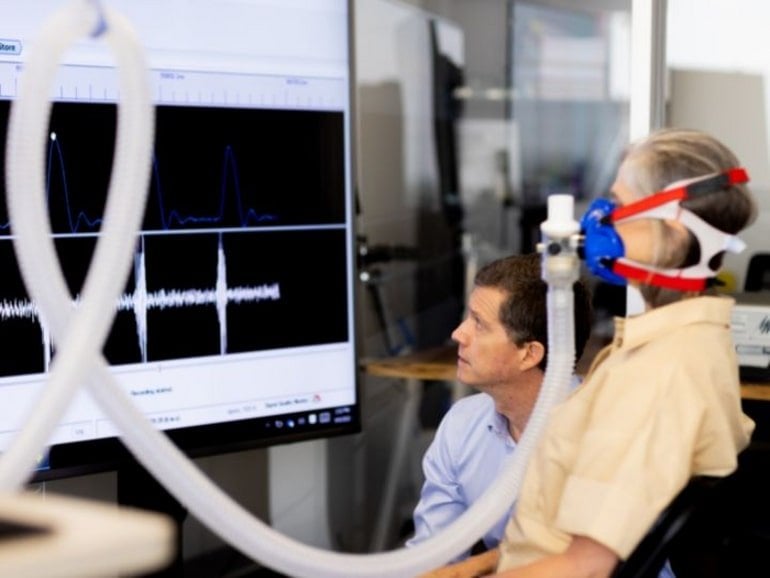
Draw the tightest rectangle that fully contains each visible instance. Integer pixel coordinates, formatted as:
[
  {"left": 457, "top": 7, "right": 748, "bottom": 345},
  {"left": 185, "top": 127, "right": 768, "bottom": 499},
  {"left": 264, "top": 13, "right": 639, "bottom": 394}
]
[
  {"left": 406, "top": 392, "right": 515, "bottom": 559},
  {"left": 406, "top": 390, "right": 676, "bottom": 578}
]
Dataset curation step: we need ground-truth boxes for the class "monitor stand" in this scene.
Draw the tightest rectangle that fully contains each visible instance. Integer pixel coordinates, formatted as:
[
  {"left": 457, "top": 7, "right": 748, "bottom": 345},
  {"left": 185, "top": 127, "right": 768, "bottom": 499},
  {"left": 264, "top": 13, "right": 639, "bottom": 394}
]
[{"left": 118, "top": 461, "right": 188, "bottom": 578}]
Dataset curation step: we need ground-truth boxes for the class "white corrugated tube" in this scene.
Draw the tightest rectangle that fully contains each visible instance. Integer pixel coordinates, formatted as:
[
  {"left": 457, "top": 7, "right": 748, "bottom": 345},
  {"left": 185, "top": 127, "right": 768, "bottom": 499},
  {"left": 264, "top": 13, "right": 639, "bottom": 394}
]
[{"left": 1, "top": 2, "right": 579, "bottom": 576}]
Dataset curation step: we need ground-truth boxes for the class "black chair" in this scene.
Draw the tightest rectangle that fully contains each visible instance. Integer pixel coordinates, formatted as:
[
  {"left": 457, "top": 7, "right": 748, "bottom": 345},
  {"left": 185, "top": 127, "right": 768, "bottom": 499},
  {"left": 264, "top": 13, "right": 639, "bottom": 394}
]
[
  {"left": 423, "top": 476, "right": 727, "bottom": 578},
  {"left": 611, "top": 476, "right": 723, "bottom": 578},
  {"left": 613, "top": 443, "right": 770, "bottom": 578},
  {"left": 424, "top": 446, "right": 770, "bottom": 578},
  {"left": 744, "top": 253, "right": 770, "bottom": 292}
]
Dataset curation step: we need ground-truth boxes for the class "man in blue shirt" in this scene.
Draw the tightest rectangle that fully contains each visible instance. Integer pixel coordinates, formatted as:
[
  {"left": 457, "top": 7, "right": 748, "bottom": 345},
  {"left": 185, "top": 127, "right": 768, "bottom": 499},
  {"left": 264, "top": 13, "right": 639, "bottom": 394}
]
[{"left": 406, "top": 253, "right": 592, "bottom": 559}]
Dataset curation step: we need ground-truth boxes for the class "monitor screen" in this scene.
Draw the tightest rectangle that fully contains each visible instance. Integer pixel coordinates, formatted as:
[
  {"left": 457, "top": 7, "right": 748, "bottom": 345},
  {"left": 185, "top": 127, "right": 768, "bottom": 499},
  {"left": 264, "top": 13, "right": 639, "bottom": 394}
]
[{"left": 0, "top": 0, "right": 359, "bottom": 479}]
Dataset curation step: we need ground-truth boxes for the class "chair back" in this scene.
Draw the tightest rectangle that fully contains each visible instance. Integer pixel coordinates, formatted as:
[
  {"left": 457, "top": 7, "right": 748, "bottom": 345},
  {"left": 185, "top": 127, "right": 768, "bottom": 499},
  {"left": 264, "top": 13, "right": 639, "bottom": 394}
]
[
  {"left": 744, "top": 253, "right": 770, "bottom": 292},
  {"left": 610, "top": 476, "right": 723, "bottom": 578}
]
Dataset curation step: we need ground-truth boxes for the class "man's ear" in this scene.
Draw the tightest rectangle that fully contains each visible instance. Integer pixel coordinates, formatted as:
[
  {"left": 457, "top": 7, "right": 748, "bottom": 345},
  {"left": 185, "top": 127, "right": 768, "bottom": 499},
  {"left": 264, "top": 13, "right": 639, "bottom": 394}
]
[{"left": 521, "top": 340, "right": 545, "bottom": 371}]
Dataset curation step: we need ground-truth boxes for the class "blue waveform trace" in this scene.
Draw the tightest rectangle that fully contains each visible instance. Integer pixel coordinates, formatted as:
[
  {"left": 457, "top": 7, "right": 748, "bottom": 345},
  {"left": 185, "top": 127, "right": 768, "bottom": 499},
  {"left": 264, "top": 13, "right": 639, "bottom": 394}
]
[
  {"left": 0, "top": 134, "right": 104, "bottom": 233},
  {"left": 1, "top": 134, "right": 280, "bottom": 234},
  {"left": 47, "top": 134, "right": 105, "bottom": 232},
  {"left": 154, "top": 145, "right": 278, "bottom": 230}
]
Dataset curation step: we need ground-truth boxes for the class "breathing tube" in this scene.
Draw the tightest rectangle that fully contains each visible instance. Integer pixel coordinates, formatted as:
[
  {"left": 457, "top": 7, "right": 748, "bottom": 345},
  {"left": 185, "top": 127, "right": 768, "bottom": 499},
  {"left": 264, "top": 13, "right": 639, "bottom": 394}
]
[
  {"left": 0, "top": 0, "right": 155, "bottom": 489},
  {"left": 0, "top": 2, "right": 578, "bottom": 576}
]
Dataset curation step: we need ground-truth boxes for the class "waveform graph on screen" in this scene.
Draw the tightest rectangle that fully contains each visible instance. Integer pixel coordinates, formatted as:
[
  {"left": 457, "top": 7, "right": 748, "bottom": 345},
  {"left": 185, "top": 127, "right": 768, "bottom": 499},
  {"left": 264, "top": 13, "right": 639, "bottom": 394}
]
[
  {"left": 0, "top": 228, "right": 348, "bottom": 373},
  {"left": 45, "top": 104, "right": 115, "bottom": 234},
  {"left": 0, "top": 237, "right": 143, "bottom": 376},
  {"left": 223, "top": 228, "right": 349, "bottom": 354},
  {"left": 146, "top": 105, "right": 346, "bottom": 231},
  {"left": 0, "top": 97, "right": 349, "bottom": 377},
  {"left": 0, "top": 101, "right": 347, "bottom": 234},
  {"left": 142, "top": 233, "right": 221, "bottom": 361},
  {"left": 55, "top": 236, "right": 143, "bottom": 366},
  {"left": 0, "top": 240, "right": 47, "bottom": 377},
  {"left": 139, "top": 228, "right": 350, "bottom": 361},
  {"left": 0, "top": 102, "right": 113, "bottom": 235}
]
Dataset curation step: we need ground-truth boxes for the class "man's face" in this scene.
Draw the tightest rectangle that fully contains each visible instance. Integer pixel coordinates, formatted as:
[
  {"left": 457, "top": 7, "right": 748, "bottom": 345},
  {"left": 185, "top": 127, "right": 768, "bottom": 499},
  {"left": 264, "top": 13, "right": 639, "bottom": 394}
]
[{"left": 451, "top": 286, "right": 529, "bottom": 391}]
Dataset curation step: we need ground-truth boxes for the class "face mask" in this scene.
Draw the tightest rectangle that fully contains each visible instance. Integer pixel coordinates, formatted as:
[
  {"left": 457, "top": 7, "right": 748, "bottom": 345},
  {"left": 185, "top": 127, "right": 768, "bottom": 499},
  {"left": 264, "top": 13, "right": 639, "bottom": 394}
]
[{"left": 580, "top": 167, "right": 749, "bottom": 291}]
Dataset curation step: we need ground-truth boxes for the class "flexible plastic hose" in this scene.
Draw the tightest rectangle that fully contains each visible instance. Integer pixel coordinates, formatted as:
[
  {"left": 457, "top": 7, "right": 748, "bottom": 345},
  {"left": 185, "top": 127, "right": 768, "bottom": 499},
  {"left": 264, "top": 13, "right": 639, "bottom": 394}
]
[
  {"left": 1, "top": 2, "right": 578, "bottom": 576},
  {"left": 0, "top": 0, "right": 155, "bottom": 490}
]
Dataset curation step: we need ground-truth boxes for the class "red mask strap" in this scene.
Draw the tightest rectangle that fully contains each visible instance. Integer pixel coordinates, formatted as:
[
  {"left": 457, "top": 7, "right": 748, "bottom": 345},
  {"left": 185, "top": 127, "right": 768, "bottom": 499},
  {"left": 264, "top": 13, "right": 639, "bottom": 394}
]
[
  {"left": 611, "top": 261, "right": 709, "bottom": 292},
  {"left": 609, "top": 167, "right": 749, "bottom": 223}
]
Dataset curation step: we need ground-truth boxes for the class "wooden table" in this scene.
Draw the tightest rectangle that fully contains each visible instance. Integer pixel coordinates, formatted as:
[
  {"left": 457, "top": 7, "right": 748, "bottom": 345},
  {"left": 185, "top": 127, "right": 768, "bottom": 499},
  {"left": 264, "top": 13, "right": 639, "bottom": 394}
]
[
  {"left": 741, "top": 383, "right": 770, "bottom": 402},
  {"left": 361, "top": 345, "right": 770, "bottom": 401},
  {"left": 361, "top": 345, "right": 458, "bottom": 382}
]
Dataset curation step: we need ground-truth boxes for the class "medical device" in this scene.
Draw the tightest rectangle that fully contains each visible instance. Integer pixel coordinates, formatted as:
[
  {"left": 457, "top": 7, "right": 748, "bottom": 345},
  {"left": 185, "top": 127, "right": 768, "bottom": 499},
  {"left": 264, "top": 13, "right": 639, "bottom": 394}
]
[
  {"left": 731, "top": 293, "right": 770, "bottom": 382},
  {"left": 1, "top": 2, "right": 579, "bottom": 576},
  {"left": 581, "top": 168, "right": 749, "bottom": 290}
]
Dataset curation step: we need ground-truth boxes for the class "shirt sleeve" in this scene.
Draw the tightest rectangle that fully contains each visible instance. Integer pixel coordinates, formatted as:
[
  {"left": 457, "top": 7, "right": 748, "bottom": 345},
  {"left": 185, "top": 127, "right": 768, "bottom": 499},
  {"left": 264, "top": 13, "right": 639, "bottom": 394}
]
[
  {"left": 406, "top": 407, "right": 472, "bottom": 561},
  {"left": 553, "top": 362, "right": 709, "bottom": 558}
]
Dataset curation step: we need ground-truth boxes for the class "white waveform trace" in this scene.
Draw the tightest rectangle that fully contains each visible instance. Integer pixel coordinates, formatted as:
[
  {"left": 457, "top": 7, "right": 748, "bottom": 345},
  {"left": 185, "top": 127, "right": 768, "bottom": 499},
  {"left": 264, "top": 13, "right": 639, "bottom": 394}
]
[
  {"left": 0, "top": 283, "right": 280, "bottom": 320},
  {"left": 0, "top": 300, "right": 40, "bottom": 320},
  {"left": 134, "top": 249, "right": 149, "bottom": 362},
  {"left": 0, "top": 229, "right": 280, "bottom": 367},
  {"left": 227, "top": 284, "right": 282, "bottom": 303},
  {"left": 217, "top": 243, "right": 228, "bottom": 355},
  {"left": 0, "top": 283, "right": 280, "bottom": 321},
  {"left": 116, "top": 283, "right": 281, "bottom": 312}
]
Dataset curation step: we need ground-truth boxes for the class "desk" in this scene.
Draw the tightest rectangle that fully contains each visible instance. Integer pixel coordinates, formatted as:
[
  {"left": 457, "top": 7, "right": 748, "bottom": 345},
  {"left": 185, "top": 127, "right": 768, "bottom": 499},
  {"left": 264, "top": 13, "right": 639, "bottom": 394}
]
[
  {"left": 362, "top": 345, "right": 457, "bottom": 382},
  {"left": 741, "top": 384, "right": 770, "bottom": 402},
  {"left": 362, "top": 345, "right": 770, "bottom": 401}
]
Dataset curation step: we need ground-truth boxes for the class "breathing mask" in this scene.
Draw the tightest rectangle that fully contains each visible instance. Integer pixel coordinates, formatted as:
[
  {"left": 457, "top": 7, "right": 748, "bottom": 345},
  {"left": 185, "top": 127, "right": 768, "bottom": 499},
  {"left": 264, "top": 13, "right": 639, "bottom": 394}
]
[{"left": 581, "top": 168, "right": 749, "bottom": 291}]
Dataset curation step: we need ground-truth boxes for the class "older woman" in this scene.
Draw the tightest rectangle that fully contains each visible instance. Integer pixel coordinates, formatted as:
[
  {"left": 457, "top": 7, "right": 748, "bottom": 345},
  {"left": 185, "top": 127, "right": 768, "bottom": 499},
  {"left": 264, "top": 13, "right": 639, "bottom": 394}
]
[{"left": 486, "top": 128, "right": 757, "bottom": 578}]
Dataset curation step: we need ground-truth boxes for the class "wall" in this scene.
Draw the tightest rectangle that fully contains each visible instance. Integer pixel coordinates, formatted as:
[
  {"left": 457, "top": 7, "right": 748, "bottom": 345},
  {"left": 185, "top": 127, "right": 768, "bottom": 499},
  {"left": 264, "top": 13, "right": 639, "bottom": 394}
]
[{"left": 667, "top": 0, "right": 770, "bottom": 290}]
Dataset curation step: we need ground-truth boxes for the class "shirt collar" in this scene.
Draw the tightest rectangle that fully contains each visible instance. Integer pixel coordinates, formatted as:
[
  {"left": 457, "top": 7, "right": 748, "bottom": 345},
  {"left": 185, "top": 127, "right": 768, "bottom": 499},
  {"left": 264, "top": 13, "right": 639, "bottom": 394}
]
[
  {"left": 612, "top": 295, "right": 734, "bottom": 351},
  {"left": 487, "top": 375, "right": 582, "bottom": 443},
  {"left": 488, "top": 409, "right": 510, "bottom": 439}
]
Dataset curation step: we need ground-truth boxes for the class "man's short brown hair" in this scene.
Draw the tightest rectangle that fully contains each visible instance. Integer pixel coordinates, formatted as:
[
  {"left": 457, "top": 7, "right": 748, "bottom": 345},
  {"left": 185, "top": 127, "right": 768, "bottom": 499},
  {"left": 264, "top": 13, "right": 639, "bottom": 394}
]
[{"left": 474, "top": 253, "right": 592, "bottom": 370}]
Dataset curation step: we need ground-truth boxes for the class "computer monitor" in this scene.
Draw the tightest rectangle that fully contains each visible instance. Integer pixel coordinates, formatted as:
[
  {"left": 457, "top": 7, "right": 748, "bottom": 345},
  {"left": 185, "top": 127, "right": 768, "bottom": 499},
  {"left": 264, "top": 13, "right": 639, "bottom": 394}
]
[{"left": 0, "top": 0, "right": 359, "bottom": 480}]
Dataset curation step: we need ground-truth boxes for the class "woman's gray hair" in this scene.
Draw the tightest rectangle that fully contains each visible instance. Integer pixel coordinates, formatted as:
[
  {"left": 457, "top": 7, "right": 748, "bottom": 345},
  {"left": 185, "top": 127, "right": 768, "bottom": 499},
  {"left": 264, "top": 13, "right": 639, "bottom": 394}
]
[{"left": 616, "top": 128, "right": 758, "bottom": 307}]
